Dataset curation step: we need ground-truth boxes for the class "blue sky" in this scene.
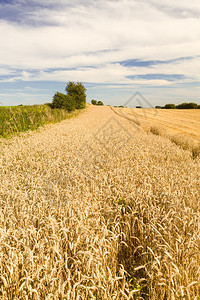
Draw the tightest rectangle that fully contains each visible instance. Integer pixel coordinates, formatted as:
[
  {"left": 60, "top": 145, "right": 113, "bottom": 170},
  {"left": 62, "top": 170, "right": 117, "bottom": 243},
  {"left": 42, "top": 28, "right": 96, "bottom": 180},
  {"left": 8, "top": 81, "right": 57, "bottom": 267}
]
[{"left": 0, "top": 0, "right": 200, "bottom": 107}]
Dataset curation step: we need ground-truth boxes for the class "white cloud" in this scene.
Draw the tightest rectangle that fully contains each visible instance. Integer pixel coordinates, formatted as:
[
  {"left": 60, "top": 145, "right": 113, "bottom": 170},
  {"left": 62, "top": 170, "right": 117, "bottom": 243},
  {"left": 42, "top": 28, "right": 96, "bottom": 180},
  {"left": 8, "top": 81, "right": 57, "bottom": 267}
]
[
  {"left": 0, "top": 0, "right": 200, "bottom": 105},
  {"left": 143, "top": 0, "right": 200, "bottom": 18}
]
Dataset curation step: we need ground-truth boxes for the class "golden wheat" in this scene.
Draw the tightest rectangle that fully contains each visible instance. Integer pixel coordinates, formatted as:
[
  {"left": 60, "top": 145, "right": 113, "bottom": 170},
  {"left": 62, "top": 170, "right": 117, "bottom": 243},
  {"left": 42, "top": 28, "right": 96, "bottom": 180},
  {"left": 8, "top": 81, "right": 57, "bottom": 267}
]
[
  {"left": 112, "top": 107, "right": 200, "bottom": 155},
  {"left": 0, "top": 105, "right": 199, "bottom": 299},
  {"left": 117, "top": 107, "right": 200, "bottom": 140}
]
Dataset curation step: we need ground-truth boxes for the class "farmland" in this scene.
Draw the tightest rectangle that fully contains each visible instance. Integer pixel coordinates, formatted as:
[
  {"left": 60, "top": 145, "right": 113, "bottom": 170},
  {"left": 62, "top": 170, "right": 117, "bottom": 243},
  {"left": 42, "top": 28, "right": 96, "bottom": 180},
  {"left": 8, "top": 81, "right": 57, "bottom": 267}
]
[
  {"left": 113, "top": 107, "right": 200, "bottom": 142},
  {"left": 112, "top": 107, "right": 200, "bottom": 156},
  {"left": 0, "top": 105, "right": 199, "bottom": 299}
]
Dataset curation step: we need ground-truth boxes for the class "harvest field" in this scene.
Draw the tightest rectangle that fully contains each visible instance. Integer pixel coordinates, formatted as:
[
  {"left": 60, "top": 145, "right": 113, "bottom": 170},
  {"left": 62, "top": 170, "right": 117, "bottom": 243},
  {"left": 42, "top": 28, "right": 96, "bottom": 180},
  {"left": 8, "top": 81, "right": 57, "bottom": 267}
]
[
  {"left": 0, "top": 105, "right": 200, "bottom": 299},
  {"left": 112, "top": 107, "right": 200, "bottom": 148}
]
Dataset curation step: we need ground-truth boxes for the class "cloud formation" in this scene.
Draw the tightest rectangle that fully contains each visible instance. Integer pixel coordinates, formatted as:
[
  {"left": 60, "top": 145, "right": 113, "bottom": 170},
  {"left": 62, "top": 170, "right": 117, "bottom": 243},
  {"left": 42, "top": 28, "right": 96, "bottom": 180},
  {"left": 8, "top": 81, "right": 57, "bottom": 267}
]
[{"left": 0, "top": 0, "right": 200, "bottom": 105}]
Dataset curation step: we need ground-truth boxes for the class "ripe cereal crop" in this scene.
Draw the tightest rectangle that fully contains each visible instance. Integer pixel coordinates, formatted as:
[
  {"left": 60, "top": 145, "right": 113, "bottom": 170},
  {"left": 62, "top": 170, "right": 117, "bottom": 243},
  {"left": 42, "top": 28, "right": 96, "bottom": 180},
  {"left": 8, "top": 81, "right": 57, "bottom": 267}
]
[{"left": 0, "top": 105, "right": 199, "bottom": 299}]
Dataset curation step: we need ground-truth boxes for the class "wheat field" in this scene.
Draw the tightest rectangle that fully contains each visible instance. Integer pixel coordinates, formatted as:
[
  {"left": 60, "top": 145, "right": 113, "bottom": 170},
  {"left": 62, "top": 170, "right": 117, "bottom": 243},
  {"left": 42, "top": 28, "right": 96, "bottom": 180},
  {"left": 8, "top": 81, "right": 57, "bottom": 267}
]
[
  {"left": 0, "top": 105, "right": 199, "bottom": 299},
  {"left": 112, "top": 107, "right": 200, "bottom": 156},
  {"left": 113, "top": 107, "right": 200, "bottom": 140}
]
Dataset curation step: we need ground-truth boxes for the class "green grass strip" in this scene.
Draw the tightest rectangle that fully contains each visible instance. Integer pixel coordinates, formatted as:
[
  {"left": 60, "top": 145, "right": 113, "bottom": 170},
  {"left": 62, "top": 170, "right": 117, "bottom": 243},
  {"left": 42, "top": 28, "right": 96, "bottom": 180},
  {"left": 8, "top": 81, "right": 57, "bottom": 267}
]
[{"left": 0, "top": 104, "right": 81, "bottom": 138}]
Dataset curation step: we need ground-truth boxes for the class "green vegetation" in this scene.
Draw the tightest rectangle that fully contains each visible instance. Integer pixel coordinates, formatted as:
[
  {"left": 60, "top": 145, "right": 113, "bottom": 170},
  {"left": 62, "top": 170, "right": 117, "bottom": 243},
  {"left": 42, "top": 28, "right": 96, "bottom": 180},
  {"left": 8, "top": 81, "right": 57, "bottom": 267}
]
[
  {"left": 91, "top": 99, "right": 104, "bottom": 106},
  {"left": 163, "top": 103, "right": 176, "bottom": 109},
  {"left": 156, "top": 102, "right": 200, "bottom": 109},
  {"left": 66, "top": 81, "right": 86, "bottom": 109},
  {"left": 0, "top": 81, "right": 87, "bottom": 138},
  {"left": 52, "top": 82, "right": 86, "bottom": 111},
  {"left": 91, "top": 99, "right": 97, "bottom": 105},
  {"left": 176, "top": 102, "right": 198, "bottom": 109},
  {"left": 52, "top": 92, "right": 76, "bottom": 111},
  {"left": 0, "top": 104, "right": 80, "bottom": 138}
]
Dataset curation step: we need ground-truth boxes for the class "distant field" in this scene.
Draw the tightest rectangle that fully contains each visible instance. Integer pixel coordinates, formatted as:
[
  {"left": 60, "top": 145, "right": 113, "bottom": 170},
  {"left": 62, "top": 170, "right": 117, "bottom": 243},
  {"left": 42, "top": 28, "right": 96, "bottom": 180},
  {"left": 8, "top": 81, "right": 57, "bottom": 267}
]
[
  {"left": 114, "top": 107, "right": 200, "bottom": 140},
  {"left": 112, "top": 107, "right": 200, "bottom": 153},
  {"left": 127, "top": 108, "right": 199, "bottom": 140}
]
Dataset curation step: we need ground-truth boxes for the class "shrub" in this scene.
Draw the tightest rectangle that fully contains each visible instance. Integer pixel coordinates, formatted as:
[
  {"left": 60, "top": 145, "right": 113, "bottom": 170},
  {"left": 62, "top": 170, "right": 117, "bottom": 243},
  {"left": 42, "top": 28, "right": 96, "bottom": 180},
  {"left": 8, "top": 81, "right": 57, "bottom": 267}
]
[
  {"left": 91, "top": 100, "right": 97, "bottom": 105},
  {"left": 52, "top": 92, "right": 76, "bottom": 112},
  {"left": 160, "top": 102, "right": 199, "bottom": 109},
  {"left": 66, "top": 82, "right": 86, "bottom": 109},
  {"left": 164, "top": 104, "right": 176, "bottom": 109},
  {"left": 45, "top": 103, "right": 54, "bottom": 109},
  {"left": 64, "top": 95, "right": 76, "bottom": 112},
  {"left": 52, "top": 92, "right": 67, "bottom": 109},
  {"left": 176, "top": 102, "right": 198, "bottom": 109},
  {"left": 91, "top": 100, "right": 104, "bottom": 106}
]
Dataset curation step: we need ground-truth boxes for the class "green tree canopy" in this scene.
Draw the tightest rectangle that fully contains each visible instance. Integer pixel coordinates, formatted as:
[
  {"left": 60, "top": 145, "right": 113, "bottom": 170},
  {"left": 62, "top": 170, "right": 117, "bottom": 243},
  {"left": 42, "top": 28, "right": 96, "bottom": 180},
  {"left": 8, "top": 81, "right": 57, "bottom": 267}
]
[
  {"left": 176, "top": 102, "right": 198, "bottom": 109},
  {"left": 52, "top": 92, "right": 67, "bottom": 109},
  {"left": 66, "top": 82, "right": 86, "bottom": 109},
  {"left": 91, "top": 99, "right": 104, "bottom": 106},
  {"left": 52, "top": 92, "right": 76, "bottom": 112},
  {"left": 164, "top": 104, "right": 176, "bottom": 109},
  {"left": 91, "top": 99, "right": 97, "bottom": 105}
]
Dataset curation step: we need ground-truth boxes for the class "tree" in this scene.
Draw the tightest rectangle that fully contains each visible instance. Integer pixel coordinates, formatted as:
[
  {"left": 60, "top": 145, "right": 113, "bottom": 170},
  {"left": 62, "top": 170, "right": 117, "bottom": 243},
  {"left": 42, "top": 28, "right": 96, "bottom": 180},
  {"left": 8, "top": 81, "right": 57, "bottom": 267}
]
[
  {"left": 91, "top": 99, "right": 97, "bottom": 105},
  {"left": 52, "top": 92, "right": 66, "bottom": 109},
  {"left": 91, "top": 99, "right": 104, "bottom": 105},
  {"left": 176, "top": 102, "right": 198, "bottom": 109},
  {"left": 64, "top": 95, "right": 76, "bottom": 112},
  {"left": 66, "top": 82, "right": 86, "bottom": 109},
  {"left": 164, "top": 104, "right": 176, "bottom": 109},
  {"left": 52, "top": 92, "right": 76, "bottom": 112}
]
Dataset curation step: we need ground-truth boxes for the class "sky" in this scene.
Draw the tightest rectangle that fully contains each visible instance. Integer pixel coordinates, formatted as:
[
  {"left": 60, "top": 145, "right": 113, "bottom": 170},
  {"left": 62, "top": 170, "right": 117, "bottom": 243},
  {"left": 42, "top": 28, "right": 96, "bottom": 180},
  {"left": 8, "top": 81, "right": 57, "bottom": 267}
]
[{"left": 0, "top": 0, "right": 200, "bottom": 107}]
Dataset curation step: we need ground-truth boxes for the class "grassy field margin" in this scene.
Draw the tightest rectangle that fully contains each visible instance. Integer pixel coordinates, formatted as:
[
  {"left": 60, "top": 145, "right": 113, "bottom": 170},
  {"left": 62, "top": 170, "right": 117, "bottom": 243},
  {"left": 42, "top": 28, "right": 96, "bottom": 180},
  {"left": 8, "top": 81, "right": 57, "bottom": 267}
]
[{"left": 0, "top": 104, "right": 84, "bottom": 138}]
